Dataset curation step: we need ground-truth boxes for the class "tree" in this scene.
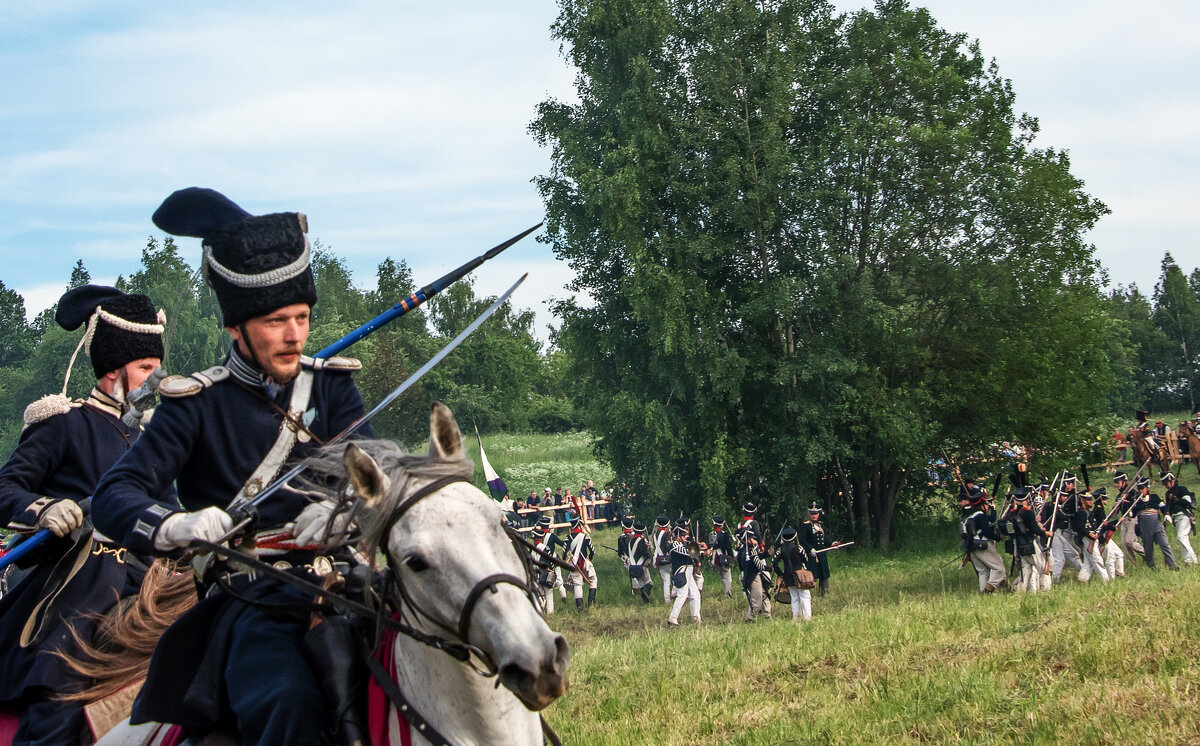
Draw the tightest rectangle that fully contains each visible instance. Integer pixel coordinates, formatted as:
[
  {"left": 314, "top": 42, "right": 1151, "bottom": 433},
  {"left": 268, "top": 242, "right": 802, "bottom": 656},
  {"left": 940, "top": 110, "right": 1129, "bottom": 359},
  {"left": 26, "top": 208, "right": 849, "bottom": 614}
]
[
  {"left": 533, "top": 0, "right": 1119, "bottom": 547},
  {"left": 1152, "top": 253, "right": 1200, "bottom": 410},
  {"left": 0, "top": 281, "right": 35, "bottom": 368}
]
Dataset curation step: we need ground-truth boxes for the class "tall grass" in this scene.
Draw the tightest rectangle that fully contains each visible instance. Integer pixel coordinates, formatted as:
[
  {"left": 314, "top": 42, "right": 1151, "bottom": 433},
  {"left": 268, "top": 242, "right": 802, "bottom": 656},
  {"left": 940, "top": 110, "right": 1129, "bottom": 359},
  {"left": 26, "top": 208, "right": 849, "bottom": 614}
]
[{"left": 467, "top": 430, "right": 615, "bottom": 499}]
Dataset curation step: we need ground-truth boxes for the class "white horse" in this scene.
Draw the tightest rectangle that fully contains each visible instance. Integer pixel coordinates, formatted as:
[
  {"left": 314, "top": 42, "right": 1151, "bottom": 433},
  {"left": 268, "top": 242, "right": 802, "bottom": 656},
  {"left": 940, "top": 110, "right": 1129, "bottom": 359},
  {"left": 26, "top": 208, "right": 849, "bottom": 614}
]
[{"left": 93, "top": 402, "right": 569, "bottom": 746}]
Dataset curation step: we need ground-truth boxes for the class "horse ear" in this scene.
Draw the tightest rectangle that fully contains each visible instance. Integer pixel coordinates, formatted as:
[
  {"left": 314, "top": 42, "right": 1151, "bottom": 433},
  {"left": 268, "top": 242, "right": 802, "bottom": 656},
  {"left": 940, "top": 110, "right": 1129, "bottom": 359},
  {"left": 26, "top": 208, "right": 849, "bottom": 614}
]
[
  {"left": 428, "top": 401, "right": 463, "bottom": 460},
  {"left": 343, "top": 442, "right": 390, "bottom": 506}
]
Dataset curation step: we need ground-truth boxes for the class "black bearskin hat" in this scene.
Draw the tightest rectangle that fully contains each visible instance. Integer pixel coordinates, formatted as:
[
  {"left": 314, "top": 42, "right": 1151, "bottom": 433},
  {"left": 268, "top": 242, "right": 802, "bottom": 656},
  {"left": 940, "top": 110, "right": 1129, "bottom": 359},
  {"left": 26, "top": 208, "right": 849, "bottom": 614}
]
[
  {"left": 152, "top": 187, "right": 317, "bottom": 327},
  {"left": 56, "top": 285, "right": 165, "bottom": 377}
]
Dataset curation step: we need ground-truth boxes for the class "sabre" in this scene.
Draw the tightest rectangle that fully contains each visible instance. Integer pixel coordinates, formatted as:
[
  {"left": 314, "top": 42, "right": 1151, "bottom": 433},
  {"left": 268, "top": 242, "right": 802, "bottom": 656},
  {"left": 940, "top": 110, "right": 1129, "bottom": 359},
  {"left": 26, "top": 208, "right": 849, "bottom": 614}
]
[
  {"left": 214, "top": 273, "right": 529, "bottom": 543},
  {"left": 812, "top": 542, "right": 854, "bottom": 555}
]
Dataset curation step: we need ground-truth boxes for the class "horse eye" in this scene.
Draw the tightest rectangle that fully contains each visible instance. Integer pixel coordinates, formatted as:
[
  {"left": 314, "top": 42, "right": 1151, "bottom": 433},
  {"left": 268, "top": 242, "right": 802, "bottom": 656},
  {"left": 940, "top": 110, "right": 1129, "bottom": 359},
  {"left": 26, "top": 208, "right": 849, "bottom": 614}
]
[{"left": 403, "top": 555, "right": 430, "bottom": 572}]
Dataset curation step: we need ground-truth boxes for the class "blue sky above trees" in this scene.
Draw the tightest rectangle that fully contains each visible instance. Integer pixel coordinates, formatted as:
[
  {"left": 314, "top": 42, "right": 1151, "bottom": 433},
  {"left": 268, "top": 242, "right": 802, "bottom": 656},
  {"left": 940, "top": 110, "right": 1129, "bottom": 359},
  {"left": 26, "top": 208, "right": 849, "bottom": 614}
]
[{"left": 1, "top": 0, "right": 1196, "bottom": 339}]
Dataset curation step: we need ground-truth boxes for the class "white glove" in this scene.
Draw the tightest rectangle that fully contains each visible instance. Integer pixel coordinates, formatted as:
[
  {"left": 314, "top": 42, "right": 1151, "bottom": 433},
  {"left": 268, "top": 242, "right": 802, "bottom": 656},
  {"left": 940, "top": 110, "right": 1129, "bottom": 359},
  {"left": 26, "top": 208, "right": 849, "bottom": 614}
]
[
  {"left": 155, "top": 506, "right": 234, "bottom": 551},
  {"left": 287, "top": 500, "right": 353, "bottom": 547},
  {"left": 36, "top": 498, "right": 85, "bottom": 537}
]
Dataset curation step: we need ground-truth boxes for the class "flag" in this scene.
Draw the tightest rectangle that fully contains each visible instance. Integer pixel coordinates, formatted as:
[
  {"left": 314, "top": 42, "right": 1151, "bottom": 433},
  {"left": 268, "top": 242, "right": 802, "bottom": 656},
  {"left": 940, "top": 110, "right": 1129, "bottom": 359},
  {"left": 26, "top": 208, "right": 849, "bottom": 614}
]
[{"left": 474, "top": 425, "right": 508, "bottom": 501}]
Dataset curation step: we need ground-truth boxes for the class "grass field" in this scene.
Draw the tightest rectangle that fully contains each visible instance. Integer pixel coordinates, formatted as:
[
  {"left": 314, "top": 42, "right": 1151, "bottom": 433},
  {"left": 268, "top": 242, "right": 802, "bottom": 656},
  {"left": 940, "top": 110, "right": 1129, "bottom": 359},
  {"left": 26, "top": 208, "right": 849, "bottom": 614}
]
[{"left": 540, "top": 522, "right": 1200, "bottom": 745}]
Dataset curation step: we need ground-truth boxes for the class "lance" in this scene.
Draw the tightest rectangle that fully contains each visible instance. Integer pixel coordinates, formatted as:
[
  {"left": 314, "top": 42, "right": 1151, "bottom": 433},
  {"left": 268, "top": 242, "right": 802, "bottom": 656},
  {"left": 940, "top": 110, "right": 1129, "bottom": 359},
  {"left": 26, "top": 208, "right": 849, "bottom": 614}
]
[
  {"left": 215, "top": 273, "right": 528, "bottom": 542},
  {"left": 117, "top": 223, "right": 541, "bottom": 427},
  {"left": 0, "top": 498, "right": 92, "bottom": 573},
  {"left": 315, "top": 222, "right": 541, "bottom": 358}
]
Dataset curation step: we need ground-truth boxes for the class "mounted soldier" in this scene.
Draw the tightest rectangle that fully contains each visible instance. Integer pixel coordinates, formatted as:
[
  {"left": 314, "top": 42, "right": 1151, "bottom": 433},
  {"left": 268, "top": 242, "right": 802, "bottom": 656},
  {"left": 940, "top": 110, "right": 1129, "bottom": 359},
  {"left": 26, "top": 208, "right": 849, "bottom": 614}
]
[
  {"left": 92, "top": 187, "right": 374, "bottom": 746},
  {"left": 0, "top": 285, "right": 166, "bottom": 746}
]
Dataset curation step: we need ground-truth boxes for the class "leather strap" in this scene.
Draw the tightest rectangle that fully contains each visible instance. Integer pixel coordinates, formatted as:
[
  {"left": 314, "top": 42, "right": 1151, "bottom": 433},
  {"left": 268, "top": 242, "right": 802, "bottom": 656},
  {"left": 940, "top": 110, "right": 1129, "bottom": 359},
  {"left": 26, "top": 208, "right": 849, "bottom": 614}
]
[{"left": 232, "top": 369, "right": 314, "bottom": 502}]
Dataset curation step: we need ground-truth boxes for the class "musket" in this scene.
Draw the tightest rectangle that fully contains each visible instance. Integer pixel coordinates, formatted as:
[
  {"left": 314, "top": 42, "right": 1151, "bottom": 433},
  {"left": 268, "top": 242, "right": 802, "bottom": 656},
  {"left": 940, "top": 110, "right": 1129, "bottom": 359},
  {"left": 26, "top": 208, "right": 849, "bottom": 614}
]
[
  {"left": 314, "top": 223, "right": 541, "bottom": 358},
  {"left": 812, "top": 542, "right": 853, "bottom": 555},
  {"left": 214, "top": 273, "right": 528, "bottom": 543},
  {"left": 0, "top": 498, "right": 92, "bottom": 573}
]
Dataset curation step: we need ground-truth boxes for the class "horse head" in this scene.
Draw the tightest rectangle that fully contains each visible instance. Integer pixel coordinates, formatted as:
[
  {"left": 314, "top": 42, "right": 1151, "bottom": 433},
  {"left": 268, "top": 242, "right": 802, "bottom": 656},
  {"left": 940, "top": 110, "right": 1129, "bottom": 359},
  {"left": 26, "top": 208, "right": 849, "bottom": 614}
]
[{"left": 342, "top": 403, "right": 569, "bottom": 711}]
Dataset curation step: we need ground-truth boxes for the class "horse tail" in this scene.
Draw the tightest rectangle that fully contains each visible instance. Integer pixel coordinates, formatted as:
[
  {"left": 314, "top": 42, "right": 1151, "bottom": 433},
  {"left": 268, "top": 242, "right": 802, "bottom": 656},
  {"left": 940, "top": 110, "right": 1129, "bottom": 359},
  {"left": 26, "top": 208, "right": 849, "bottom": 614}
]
[{"left": 54, "top": 559, "right": 197, "bottom": 704}]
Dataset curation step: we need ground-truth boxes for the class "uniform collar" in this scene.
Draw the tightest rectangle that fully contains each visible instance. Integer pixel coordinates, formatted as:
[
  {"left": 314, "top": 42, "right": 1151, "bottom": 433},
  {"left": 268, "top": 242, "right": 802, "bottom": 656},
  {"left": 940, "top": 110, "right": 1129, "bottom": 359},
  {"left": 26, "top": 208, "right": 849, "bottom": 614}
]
[
  {"left": 85, "top": 386, "right": 124, "bottom": 419},
  {"left": 226, "top": 344, "right": 287, "bottom": 397}
]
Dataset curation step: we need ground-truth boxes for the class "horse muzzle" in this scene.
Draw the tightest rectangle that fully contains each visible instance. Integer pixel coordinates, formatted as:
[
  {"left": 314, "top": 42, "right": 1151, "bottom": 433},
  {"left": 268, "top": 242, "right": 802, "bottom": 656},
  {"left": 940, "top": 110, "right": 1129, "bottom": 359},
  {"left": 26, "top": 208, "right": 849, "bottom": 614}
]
[{"left": 499, "top": 633, "right": 570, "bottom": 711}]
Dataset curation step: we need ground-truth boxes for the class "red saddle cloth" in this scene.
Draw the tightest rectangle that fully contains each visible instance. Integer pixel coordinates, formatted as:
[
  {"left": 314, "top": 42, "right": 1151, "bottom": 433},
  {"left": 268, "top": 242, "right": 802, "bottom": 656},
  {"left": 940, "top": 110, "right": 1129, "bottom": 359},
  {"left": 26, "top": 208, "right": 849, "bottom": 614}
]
[
  {"left": 0, "top": 711, "right": 18, "bottom": 745},
  {"left": 368, "top": 615, "right": 412, "bottom": 746}
]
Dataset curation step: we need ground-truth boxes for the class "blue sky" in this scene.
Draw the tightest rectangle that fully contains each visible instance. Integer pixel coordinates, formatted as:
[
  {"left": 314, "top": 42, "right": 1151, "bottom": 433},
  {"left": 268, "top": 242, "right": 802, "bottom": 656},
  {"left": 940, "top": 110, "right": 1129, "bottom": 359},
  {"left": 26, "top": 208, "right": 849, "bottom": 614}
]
[{"left": 3, "top": 1, "right": 1196, "bottom": 341}]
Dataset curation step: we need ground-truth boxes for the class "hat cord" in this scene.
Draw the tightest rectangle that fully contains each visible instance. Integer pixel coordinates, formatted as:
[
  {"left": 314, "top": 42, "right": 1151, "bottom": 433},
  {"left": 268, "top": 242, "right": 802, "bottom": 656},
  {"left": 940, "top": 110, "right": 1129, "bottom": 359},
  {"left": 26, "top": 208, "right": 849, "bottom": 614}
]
[{"left": 203, "top": 234, "right": 311, "bottom": 288}]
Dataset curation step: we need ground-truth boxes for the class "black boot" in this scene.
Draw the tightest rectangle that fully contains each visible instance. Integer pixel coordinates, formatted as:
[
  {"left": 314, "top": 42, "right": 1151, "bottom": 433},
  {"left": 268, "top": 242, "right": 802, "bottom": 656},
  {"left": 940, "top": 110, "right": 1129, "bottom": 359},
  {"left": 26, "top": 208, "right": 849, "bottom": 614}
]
[
  {"left": 819, "top": 578, "right": 828, "bottom": 596},
  {"left": 303, "top": 616, "right": 369, "bottom": 746},
  {"left": 641, "top": 585, "right": 653, "bottom": 603},
  {"left": 587, "top": 587, "right": 596, "bottom": 608},
  {"left": 576, "top": 596, "right": 583, "bottom": 610}
]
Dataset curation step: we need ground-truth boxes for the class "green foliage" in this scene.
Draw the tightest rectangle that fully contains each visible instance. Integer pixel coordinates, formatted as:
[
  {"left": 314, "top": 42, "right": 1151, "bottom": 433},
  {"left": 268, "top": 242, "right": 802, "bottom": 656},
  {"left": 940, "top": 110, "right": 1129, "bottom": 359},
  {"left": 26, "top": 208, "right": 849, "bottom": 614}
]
[
  {"left": 0, "top": 239, "right": 574, "bottom": 460},
  {"left": 533, "top": 0, "right": 1121, "bottom": 547}
]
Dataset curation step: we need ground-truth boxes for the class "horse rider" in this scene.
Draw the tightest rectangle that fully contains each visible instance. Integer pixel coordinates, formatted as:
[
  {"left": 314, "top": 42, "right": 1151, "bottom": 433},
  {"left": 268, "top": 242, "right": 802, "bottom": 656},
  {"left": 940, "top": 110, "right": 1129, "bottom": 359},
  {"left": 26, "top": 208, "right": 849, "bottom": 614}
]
[
  {"left": 1050, "top": 475, "right": 1084, "bottom": 580},
  {"left": 998, "top": 487, "right": 1046, "bottom": 593},
  {"left": 737, "top": 526, "right": 772, "bottom": 622},
  {"left": 959, "top": 487, "right": 1007, "bottom": 593},
  {"left": 0, "top": 285, "right": 166, "bottom": 746},
  {"left": 1135, "top": 409, "right": 1161, "bottom": 455},
  {"left": 799, "top": 503, "right": 838, "bottom": 596},
  {"left": 1129, "top": 476, "right": 1179, "bottom": 571},
  {"left": 708, "top": 515, "right": 734, "bottom": 598},
  {"left": 651, "top": 515, "right": 674, "bottom": 603},
  {"left": 773, "top": 527, "right": 813, "bottom": 621},
  {"left": 627, "top": 521, "right": 654, "bottom": 604},
  {"left": 532, "top": 515, "right": 567, "bottom": 614},
  {"left": 564, "top": 517, "right": 597, "bottom": 610},
  {"left": 1161, "top": 472, "right": 1197, "bottom": 565},
  {"left": 92, "top": 188, "right": 374, "bottom": 746},
  {"left": 666, "top": 520, "right": 701, "bottom": 627},
  {"left": 1112, "top": 471, "right": 1145, "bottom": 562}
]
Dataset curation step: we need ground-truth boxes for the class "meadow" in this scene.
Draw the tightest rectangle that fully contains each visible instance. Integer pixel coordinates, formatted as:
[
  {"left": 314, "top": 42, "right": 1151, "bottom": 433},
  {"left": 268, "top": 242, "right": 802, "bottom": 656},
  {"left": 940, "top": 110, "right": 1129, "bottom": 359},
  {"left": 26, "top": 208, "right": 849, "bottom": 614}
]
[{"left": 474, "top": 426, "right": 1200, "bottom": 745}]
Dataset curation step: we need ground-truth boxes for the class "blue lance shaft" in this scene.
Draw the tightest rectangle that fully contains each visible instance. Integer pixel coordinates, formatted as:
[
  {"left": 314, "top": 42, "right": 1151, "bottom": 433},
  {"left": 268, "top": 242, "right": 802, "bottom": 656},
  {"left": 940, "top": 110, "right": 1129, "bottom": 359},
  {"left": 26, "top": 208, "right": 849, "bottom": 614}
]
[
  {"left": 0, "top": 498, "right": 91, "bottom": 572},
  {"left": 314, "top": 222, "right": 542, "bottom": 359}
]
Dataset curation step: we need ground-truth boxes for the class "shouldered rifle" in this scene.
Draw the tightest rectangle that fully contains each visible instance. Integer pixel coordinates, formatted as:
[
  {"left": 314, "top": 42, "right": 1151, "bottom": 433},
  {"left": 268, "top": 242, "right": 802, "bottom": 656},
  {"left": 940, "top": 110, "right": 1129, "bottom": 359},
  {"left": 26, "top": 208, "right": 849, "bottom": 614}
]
[{"left": 214, "top": 273, "right": 528, "bottom": 544}]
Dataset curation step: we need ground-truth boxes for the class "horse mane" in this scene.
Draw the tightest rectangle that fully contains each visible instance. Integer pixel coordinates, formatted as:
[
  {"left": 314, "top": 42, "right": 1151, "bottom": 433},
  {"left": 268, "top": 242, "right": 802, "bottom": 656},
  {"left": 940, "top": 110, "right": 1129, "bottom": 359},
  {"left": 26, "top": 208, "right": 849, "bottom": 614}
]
[
  {"left": 297, "top": 438, "right": 475, "bottom": 564},
  {"left": 55, "top": 558, "right": 197, "bottom": 703}
]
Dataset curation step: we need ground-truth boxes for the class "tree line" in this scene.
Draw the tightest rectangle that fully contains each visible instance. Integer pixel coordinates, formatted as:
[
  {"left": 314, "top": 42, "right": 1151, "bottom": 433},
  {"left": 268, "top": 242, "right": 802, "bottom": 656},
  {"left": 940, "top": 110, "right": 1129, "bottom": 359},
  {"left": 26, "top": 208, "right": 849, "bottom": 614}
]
[
  {"left": 0, "top": 237, "right": 580, "bottom": 459},
  {"left": 530, "top": 0, "right": 1196, "bottom": 547}
]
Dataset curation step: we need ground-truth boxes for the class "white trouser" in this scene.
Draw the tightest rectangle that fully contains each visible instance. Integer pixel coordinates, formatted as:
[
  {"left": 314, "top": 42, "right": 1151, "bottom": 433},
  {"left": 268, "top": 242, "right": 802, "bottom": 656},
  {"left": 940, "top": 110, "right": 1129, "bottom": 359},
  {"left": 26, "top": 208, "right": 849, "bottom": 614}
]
[
  {"left": 1172, "top": 513, "right": 1198, "bottom": 564},
  {"left": 1051, "top": 529, "right": 1082, "bottom": 578},
  {"left": 668, "top": 566, "right": 701, "bottom": 623},
  {"left": 658, "top": 563, "right": 673, "bottom": 602},
  {"left": 1017, "top": 546, "right": 1042, "bottom": 593},
  {"left": 540, "top": 585, "right": 556, "bottom": 615},
  {"left": 788, "top": 586, "right": 812, "bottom": 620},
  {"left": 569, "top": 560, "right": 598, "bottom": 598},
  {"left": 1077, "top": 540, "right": 1110, "bottom": 583},
  {"left": 1103, "top": 540, "right": 1125, "bottom": 577},
  {"left": 969, "top": 542, "right": 1007, "bottom": 592},
  {"left": 713, "top": 564, "right": 733, "bottom": 595}
]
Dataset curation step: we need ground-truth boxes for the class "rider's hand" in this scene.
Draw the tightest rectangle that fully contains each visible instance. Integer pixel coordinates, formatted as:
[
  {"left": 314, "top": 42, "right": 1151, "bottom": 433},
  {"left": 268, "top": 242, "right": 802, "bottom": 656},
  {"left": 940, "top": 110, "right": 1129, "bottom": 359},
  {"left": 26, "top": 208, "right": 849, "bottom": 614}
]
[
  {"left": 155, "top": 506, "right": 234, "bottom": 551},
  {"left": 287, "top": 500, "right": 353, "bottom": 547},
  {"left": 34, "top": 497, "right": 84, "bottom": 537}
]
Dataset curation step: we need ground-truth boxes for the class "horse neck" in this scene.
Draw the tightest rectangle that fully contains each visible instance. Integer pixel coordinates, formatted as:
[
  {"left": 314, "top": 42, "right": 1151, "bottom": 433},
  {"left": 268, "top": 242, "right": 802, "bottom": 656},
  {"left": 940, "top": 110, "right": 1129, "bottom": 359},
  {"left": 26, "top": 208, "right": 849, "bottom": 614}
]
[{"left": 392, "top": 627, "right": 543, "bottom": 746}]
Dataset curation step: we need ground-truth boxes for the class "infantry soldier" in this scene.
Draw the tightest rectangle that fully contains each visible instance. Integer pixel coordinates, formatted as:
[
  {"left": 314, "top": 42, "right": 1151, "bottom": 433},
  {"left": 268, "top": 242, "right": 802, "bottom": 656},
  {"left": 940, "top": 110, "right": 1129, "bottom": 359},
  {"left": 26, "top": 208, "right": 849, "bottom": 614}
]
[
  {"left": 651, "top": 514, "right": 674, "bottom": 603},
  {"left": 773, "top": 527, "right": 813, "bottom": 621},
  {"left": 1129, "top": 476, "right": 1180, "bottom": 571},
  {"left": 1161, "top": 472, "right": 1197, "bottom": 565},
  {"left": 1033, "top": 481, "right": 1055, "bottom": 590},
  {"left": 666, "top": 520, "right": 702, "bottom": 627},
  {"left": 998, "top": 487, "right": 1046, "bottom": 593},
  {"left": 799, "top": 503, "right": 838, "bottom": 596},
  {"left": 1071, "top": 492, "right": 1110, "bottom": 583},
  {"left": 532, "top": 515, "right": 567, "bottom": 614},
  {"left": 93, "top": 188, "right": 373, "bottom": 746},
  {"left": 1112, "top": 472, "right": 1145, "bottom": 562},
  {"left": 0, "top": 285, "right": 166, "bottom": 746},
  {"left": 564, "top": 516, "right": 598, "bottom": 610},
  {"left": 616, "top": 515, "right": 634, "bottom": 569},
  {"left": 737, "top": 527, "right": 772, "bottom": 622},
  {"left": 627, "top": 521, "right": 654, "bottom": 603},
  {"left": 1089, "top": 487, "right": 1126, "bottom": 578},
  {"left": 1050, "top": 475, "right": 1084, "bottom": 580},
  {"left": 737, "top": 501, "right": 762, "bottom": 540},
  {"left": 960, "top": 487, "right": 1007, "bottom": 592},
  {"left": 708, "top": 514, "right": 734, "bottom": 598}
]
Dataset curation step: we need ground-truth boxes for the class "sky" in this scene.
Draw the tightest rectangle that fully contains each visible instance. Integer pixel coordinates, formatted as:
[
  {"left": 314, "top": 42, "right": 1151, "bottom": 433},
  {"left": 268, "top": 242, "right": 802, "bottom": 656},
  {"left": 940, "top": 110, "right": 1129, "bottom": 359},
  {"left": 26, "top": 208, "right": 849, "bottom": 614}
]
[{"left": 2, "top": 1, "right": 1196, "bottom": 343}]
